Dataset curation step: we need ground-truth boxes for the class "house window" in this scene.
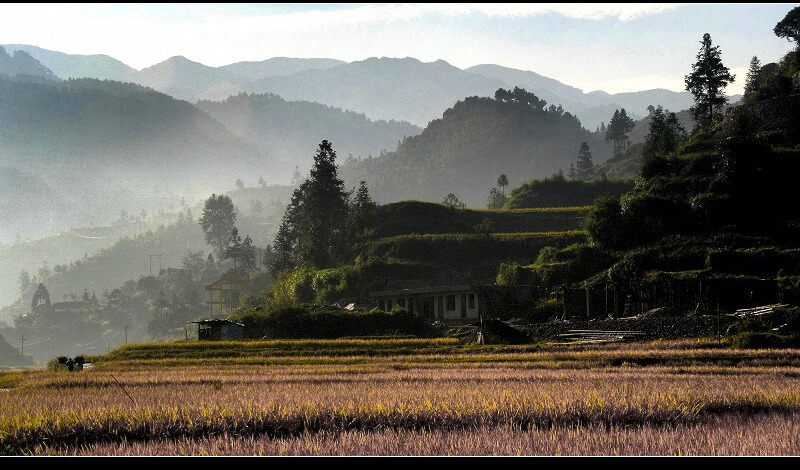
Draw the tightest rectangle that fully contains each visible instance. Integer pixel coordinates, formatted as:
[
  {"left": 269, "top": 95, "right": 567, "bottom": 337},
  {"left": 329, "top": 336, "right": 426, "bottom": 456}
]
[
  {"left": 446, "top": 294, "right": 456, "bottom": 311},
  {"left": 438, "top": 296, "right": 444, "bottom": 318},
  {"left": 397, "top": 298, "right": 405, "bottom": 309},
  {"left": 468, "top": 293, "right": 475, "bottom": 309}
]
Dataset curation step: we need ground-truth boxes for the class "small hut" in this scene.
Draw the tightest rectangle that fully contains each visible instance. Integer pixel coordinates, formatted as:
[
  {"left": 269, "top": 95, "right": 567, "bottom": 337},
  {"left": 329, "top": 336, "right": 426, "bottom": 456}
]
[{"left": 192, "top": 319, "right": 244, "bottom": 341}]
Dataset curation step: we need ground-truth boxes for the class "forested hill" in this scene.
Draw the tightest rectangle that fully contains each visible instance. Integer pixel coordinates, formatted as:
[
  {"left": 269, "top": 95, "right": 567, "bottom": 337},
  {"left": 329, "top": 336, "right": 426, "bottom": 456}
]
[
  {"left": 0, "top": 46, "right": 59, "bottom": 82},
  {"left": 0, "top": 77, "right": 276, "bottom": 189},
  {"left": 341, "top": 89, "right": 613, "bottom": 207},
  {"left": 196, "top": 93, "right": 421, "bottom": 165}
]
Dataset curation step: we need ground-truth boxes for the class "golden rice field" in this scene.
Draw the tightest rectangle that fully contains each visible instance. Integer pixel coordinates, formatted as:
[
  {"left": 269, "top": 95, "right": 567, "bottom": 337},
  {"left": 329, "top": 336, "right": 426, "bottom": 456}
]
[{"left": 3, "top": 338, "right": 800, "bottom": 455}]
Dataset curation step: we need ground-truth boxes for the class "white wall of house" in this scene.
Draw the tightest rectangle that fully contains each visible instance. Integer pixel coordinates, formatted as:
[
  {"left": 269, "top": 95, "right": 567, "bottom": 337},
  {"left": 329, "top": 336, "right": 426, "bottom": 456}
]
[{"left": 374, "top": 290, "right": 480, "bottom": 320}]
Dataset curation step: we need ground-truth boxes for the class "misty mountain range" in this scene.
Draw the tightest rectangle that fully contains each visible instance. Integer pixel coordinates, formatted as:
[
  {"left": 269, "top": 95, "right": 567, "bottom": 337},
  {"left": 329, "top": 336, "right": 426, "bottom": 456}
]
[
  {"left": 0, "top": 43, "right": 729, "bottom": 244},
  {"left": 4, "top": 44, "right": 717, "bottom": 129},
  {"left": 0, "top": 43, "right": 737, "bottom": 323}
]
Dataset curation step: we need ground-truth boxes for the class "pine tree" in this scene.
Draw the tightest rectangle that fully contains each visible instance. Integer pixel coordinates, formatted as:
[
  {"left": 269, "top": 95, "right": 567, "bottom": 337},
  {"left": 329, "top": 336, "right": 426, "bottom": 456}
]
[
  {"left": 684, "top": 33, "right": 735, "bottom": 128},
  {"left": 349, "top": 181, "right": 377, "bottom": 261},
  {"left": 743, "top": 56, "right": 762, "bottom": 100},
  {"left": 272, "top": 140, "right": 349, "bottom": 270},
  {"left": 271, "top": 212, "right": 295, "bottom": 276},
  {"left": 224, "top": 227, "right": 243, "bottom": 269},
  {"left": 240, "top": 235, "right": 257, "bottom": 272},
  {"left": 641, "top": 106, "right": 686, "bottom": 178},
  {"left": 568, "top": 163, "right": 576, "bottom": 179},
  {"left": 575, "top": 142, "right": 593, "bottom": 180},
  {"left": 262, "top": 244, "right": 274, "bottom": 271}
]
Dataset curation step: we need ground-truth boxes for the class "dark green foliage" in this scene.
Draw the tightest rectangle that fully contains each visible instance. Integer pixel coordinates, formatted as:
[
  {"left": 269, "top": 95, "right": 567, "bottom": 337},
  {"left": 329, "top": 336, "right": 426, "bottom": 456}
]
[
  {"left": 774, "top": 6, "right": 800, "bottom": 46},
  {"left": 497, "top": 243, "right": 615, "bottom": 290},
  {"left": 743, "top": 56, "right": 762, "bottom": 100},
  {"left": 684, "top": 33, "right": 735, "bottom": 127},
  {"left": 223, "top": 227, "right": 243, "bottom": 268},
  {"left": 707, "top": 249, "right": 800, "bottom": 278},
  {"left": 348, "top": 181, "right": 378, "bottom": 261},
  {"left": 640, "top": 106, "right": 686, "bottom": 179},
  {"left": 621, "top": 193, "right": 697, "bottom": 244},
  {"left": 730, "top": 332, "right": 800, "bottom": 349},
  {"left": 584, "top": 196, "right": 629, "bottom": 250},
  {"left": 372, "top": 201, "right": 587, "bottom": 238},
  {"left": 369, "top": 232, "right": 586, "bottom": 268},
  {"left": 604, "top": 109, "right": 635, "bottom": 158},
  {"left": 506, "top": 174, "right": 633, "bottom": 209},
  {"left": 273, "top": 141, "right": 350, "bottom": 270},
  {"left": 239, "top": 236, "right": 257, "bottom": 272},
  {"left": 233, "top": 306, "right": 437, "bottom": 339},
  {"left": 222, "top": 228, "right": 257, "bottom": 273},
  {"left": 575, "top": 142, "right": 593, "bottom": 180},
  {"left": 271, "top": 212, "right": 295, "bottom": 276},
  {"left": 473, "top": 218, "right": 496, "bottom": 237},
  {"left": 199, "top": 194, "right": 237, "bottom": 257}
]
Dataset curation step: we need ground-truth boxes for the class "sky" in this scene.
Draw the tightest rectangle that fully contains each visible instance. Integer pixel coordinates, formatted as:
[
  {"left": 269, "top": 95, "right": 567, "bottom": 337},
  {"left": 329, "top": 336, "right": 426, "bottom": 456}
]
[{"left": 2, "top": 3, "right": 798, "bottom": 95}]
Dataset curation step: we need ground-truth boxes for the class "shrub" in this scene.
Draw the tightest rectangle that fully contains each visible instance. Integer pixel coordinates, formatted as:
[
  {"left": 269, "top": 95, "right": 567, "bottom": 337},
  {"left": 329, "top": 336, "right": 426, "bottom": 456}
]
[
  {"left": 730, "top": 331, "right": 800, "bottom": 349},
  {"left": 233, "top": 306, "right": 438, "bottom": 339}
]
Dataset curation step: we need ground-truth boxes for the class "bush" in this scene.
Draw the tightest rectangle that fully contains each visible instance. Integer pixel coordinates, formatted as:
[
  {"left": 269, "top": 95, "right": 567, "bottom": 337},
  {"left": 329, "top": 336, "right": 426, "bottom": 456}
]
[
  {"left": 233, "top": 306, "right": 439, "bottom": 339},
  {"left": 730, "top": 331, "right": 800, "bottom": 349},
  {"left": 584, "top": 195, "right": 629, "bottom": 250}
]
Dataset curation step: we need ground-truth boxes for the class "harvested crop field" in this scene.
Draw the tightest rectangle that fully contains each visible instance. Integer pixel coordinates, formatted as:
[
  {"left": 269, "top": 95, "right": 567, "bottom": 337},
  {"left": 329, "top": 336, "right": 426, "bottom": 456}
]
[{"left": 3, "top": 338, "right": 800, "bottom": 455}]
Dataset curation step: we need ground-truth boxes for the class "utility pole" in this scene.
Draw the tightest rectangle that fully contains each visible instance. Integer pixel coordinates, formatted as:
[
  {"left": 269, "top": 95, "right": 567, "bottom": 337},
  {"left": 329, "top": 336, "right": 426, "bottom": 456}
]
[
  {"left": 717, "top": 298, "right": 722, "bottom": 344},
  {"left": 124, "top": 325, "right": 129, "bottom": 345},
  {"left": 20, "top": 335, "right": 24, "bottom": 357},
  {"left": 148, "top": 255, "right": 153, "bottom": 276},
  {"left": 157, "top": 254, "right": 163, "bottom": 273}
]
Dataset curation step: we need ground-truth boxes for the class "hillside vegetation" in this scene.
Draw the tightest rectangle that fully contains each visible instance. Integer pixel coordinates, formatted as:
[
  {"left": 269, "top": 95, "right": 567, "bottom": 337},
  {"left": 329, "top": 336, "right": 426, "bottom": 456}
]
[
  {"left": 505, "top": 176, "right": 633, "bottom": 209},
  {"left": 342, "top": 89, "right": 613, "bottom": 207}
]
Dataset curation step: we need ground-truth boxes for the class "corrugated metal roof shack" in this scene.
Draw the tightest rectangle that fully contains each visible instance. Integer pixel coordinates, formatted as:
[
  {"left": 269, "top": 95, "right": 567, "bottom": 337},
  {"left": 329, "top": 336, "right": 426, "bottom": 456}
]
[{"left": 193, "top": 319, "right": 244, "bottom": 340}]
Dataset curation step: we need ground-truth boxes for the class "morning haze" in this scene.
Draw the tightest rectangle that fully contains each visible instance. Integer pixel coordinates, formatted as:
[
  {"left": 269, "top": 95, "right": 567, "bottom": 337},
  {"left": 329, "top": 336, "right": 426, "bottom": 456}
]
[{"left": 2, "top": 3, "right": 800, "bottom": 457}]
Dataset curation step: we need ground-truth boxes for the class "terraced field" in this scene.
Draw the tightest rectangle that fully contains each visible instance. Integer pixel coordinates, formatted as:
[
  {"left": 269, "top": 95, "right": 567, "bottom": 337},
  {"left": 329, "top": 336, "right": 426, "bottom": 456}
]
[{"left": 2, "top": 338, "right": 800, "bottom": 455}]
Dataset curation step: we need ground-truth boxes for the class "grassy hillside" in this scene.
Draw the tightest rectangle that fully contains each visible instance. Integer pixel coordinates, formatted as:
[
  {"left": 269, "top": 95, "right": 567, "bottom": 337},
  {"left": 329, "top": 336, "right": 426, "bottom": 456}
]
[
  {"left": 505, "top": 176, "right": 634, "bottom": 209},
  {"left": 567, "top": 91, "right": 800, "bottom": 315},
  {"left": 372, "top": 201, "right": 587, "bottom": 237}
]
